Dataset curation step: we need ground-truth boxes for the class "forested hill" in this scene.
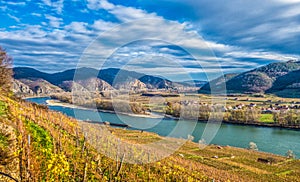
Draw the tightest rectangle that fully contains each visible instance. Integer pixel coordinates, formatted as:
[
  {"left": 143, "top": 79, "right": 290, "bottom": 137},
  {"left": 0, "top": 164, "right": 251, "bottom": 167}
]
[{"left": 200, "top": 61, "right": 300, "bottom": 96}]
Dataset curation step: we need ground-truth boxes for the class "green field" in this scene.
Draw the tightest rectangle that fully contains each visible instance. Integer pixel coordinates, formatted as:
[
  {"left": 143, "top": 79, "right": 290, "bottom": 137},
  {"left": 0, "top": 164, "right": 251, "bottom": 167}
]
[{"left": 259, "top": 114, "right": 274, "bottom": 123}]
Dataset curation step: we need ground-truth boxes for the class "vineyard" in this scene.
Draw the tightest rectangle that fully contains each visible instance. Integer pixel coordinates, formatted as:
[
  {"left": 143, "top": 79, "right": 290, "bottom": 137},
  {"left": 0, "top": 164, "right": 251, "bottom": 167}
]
[{"left": 0, "top": 93, "right": 300, "bottom": 181}]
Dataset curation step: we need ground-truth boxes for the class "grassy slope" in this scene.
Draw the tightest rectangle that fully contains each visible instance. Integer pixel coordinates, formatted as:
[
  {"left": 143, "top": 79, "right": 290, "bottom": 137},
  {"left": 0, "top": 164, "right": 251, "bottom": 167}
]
[{"left": 0, "top": 94, "right": 299, "bottom": 181}]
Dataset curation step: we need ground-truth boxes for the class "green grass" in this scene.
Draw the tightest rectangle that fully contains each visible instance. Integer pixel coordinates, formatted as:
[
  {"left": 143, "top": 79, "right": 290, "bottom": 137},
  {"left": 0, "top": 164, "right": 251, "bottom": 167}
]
[
  {"left": 0, "top": 133, "right": 8, "bottom": 148},
  {"left": 260, "top": 114, "right": 274, "bottom": 123},
  {"left": 26, "top": 120, "right": 53, "bottom": 151},
  {"left": 0, "top": 100, "right": 7, "bottom": 116},
  {"left": 276, "top": 170, "right": 293, "bottom": 176}
]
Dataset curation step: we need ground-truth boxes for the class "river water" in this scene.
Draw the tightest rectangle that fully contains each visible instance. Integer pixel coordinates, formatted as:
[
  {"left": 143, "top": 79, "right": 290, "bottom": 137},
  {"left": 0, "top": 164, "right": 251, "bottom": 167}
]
[{"left": 27, "top": 97, "right": 300, "bottom": 158}]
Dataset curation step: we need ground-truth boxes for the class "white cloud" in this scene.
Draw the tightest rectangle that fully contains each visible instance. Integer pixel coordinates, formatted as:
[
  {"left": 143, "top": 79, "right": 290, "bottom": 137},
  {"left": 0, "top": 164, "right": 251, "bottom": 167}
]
[
  {"left": 42, "top": 0, "right": 64, "bottom": 14},
  {"left": 31, "top": 13, "right": 42, "bottom": 17},
  {"left": 271, "top": 24, "right": 300, "bottom": 40},
  {"left": 80, "top": 9, "right": 89, "bottom": 13},
  {"left": 87, "top": 0, "right": 114, "bottom": 10},
  {"left": 274, "top": 0, "right": 300, "bottom": 4},
  {"left": 42, "top": 0, "right": 51, "bottom": 6},
  {"left": 5, "top": 2, "right": 26, "bottom": 6},
  {"left": 77, "top": 17, "right": 232, "bottom": 81},
  {"left": 3, "top": 0, "right": 298, "bottom": 79},
  {"left": 279, "top": 4, "right": 300, "bottom": 18},
  {"left": 0, "top": 6, "right": 8, "bottom": 11},
  {"left": 225, "top": 50, "right": 298, "bottom": 61},
  {"left": 45, "top": 15, "right": 63, "bottom": 28},
  {"left": 65, "top": 22, "right": 89, "bottom": 33},
  {"left": 110, "top": 6, "right": 158, "bottom": 22},
  {"left": 92, "top": 19, "right": 117, "bottom": 31},
  {"left": 86, "top": 0, "right": 158, "bottom": 22},
  {"left": 7, "top": 14, "right": 20, "bottom": 22}
]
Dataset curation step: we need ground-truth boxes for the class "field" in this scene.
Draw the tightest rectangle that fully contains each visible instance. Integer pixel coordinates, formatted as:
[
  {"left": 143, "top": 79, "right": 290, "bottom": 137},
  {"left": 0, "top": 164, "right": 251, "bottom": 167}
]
[{"left": 260, "top": 114, "right": 274, "bottom": 123}]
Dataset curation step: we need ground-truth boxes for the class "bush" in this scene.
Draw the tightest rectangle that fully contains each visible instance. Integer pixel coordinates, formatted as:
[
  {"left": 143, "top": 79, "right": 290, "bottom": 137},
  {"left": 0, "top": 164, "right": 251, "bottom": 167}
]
[
  {"left": 248, "top": 142, "right": 258, "bottom": 151},
  {"left": 286, "top": 150, "right": 296, "bottom": 159}
]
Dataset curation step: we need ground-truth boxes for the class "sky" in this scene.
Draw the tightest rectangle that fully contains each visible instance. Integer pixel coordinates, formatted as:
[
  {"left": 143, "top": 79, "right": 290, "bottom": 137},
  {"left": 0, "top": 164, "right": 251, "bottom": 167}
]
[{"left": 1, "top": 0, "right": 300, "bottom": 81}]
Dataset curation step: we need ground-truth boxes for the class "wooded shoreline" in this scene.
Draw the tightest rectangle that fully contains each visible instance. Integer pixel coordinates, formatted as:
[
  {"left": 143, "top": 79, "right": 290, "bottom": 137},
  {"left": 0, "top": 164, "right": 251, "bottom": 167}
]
[{"left": 41, "top": 97, "right": 300, "bottom": 130}]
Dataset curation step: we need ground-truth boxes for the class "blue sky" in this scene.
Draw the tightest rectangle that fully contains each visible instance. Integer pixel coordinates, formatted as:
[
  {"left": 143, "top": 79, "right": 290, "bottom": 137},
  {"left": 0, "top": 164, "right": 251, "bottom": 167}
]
[{"left": 1, "top": 0, "right": 300, "bottom": 81}]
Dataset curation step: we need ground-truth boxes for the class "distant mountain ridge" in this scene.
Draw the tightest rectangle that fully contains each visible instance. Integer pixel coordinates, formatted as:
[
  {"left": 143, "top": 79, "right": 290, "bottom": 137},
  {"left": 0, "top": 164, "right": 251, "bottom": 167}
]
[
  {"left": 175, "top": 80, "right": 207, "bottom": 88},
  {"left": 200, "top": 61, "right": 300, "bottom": 97},
  {"left": 200, "top": 73, "right": 238, "bottom": 93},
  {"left": 13, "top": 67, "right": 203, "bottom": 96},
  {"left": 14, "top": 61, "right": 300, "bottom": 98}
]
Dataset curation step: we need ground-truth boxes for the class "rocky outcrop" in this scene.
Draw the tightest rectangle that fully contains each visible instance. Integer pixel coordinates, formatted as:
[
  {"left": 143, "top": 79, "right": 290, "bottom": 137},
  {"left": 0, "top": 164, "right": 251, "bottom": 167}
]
[
  {"left": 114, "top": 78, "right": 147, "bottom": 91},
  {"left": 12, "top": 79, "right": 34, "bottom": 96},
  {"left": 19, "top": 79, "right": 64, "bottom": 95},
  {"left": 76, "top": 78, "right": 113, "bottom": 91},
  {"left": 13, "top": 79, "right": 64, "bottom": 97},
  {"left": 59, "top": 78, "right": 114, "bottom": 92}
]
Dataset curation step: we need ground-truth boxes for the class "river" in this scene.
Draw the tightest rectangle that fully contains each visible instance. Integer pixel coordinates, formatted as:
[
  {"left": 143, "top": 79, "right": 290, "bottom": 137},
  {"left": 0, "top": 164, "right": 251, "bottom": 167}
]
[{"left": 27, "top": 97, "right": 300, "bottom": 158}]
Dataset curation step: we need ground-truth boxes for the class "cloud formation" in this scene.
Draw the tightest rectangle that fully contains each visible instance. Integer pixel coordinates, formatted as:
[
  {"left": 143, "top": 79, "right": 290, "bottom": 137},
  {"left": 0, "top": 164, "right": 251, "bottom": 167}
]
[{"left": 0, "top": 0, "right": 299, "bottom": 80}]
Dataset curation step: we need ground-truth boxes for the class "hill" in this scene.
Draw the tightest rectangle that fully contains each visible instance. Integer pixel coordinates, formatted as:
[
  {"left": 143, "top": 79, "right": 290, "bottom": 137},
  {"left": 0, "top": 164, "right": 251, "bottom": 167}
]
[
  {"left": 12, "top": 79, "right": 34, "bottom": 97},
  {"left": 14, "top": 67, "right": 101, "bottom": 86},
  {"left": 60, "top": 78, "right": 114, "bottom": 92},
  {"left": 98, "top": 68, "right": 172, "bottom": 89},
  {"left": 267, "top": 69, "right": 300, "bottom": 97},
  {"left": 255, "top": 61, "right": 300, "bottom": 79},
  {"left": 13, "top": 67, "right": 193, "bottom": 94},
  {"left": 19, "top": 78, "right": 64, "bottom": 95},
  {"left": 270, "top": 69, "right": 300, "bottom": 91},
  {"left": 226, "top": 71, "right": 273, "bottom": 93},
  {"left": 199, "top": 73, "right": 238, "bottom": 93},
  {"left": 180, "top": 80, "right": 207, "bottom": 88},
  {"left": 200, "top": 61, "right": 300, "bottom": 95}
]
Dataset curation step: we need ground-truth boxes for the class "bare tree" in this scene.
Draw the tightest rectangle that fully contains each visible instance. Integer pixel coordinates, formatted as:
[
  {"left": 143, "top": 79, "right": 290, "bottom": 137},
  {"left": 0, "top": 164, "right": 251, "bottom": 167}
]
[{"left": 0, "top": 47, "right": 13, "bottom": 93}]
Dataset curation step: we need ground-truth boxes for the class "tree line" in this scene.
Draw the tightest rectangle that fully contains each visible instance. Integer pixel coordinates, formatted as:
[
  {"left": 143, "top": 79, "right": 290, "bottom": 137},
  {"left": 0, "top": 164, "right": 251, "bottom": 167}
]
[
  {"left": 273, "top": 110, "right": 300, "bottom": 126},
  {"left": 165, "top": 102, "right": 261, "bottom": 123}
]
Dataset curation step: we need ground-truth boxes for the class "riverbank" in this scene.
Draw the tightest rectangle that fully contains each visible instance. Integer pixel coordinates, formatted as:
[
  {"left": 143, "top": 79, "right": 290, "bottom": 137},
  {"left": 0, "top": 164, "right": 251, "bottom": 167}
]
[
  {"left": 46, "top": 99, "right": 163, "bottom": 119},
  {"left": 25, "top": 96, "right": 300, "bottom": 159},
  {"left": 46, "top": 99, "right": 300, "bottom": 130},
  {"left": 23, "top": 95, "right": 51, "bottom": 99},
  {"left": 222, "top": 120, "right": 300, "bottom": 130}
]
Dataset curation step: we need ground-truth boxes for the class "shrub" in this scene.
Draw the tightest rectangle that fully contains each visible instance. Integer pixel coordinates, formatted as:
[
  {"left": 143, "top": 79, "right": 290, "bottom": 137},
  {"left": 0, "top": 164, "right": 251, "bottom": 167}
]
[
  {"left": 286, "top": 150, "right": 296, "bottom": 159},
  {"left": 248, "top": 142, "right": 258, "bottom": 151}
]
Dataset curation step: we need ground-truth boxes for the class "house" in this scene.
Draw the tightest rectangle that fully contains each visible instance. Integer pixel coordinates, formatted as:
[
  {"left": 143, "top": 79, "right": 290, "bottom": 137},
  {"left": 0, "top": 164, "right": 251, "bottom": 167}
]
[{"left": 262, "top": 110, "right": 273, "bottom": 114}]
